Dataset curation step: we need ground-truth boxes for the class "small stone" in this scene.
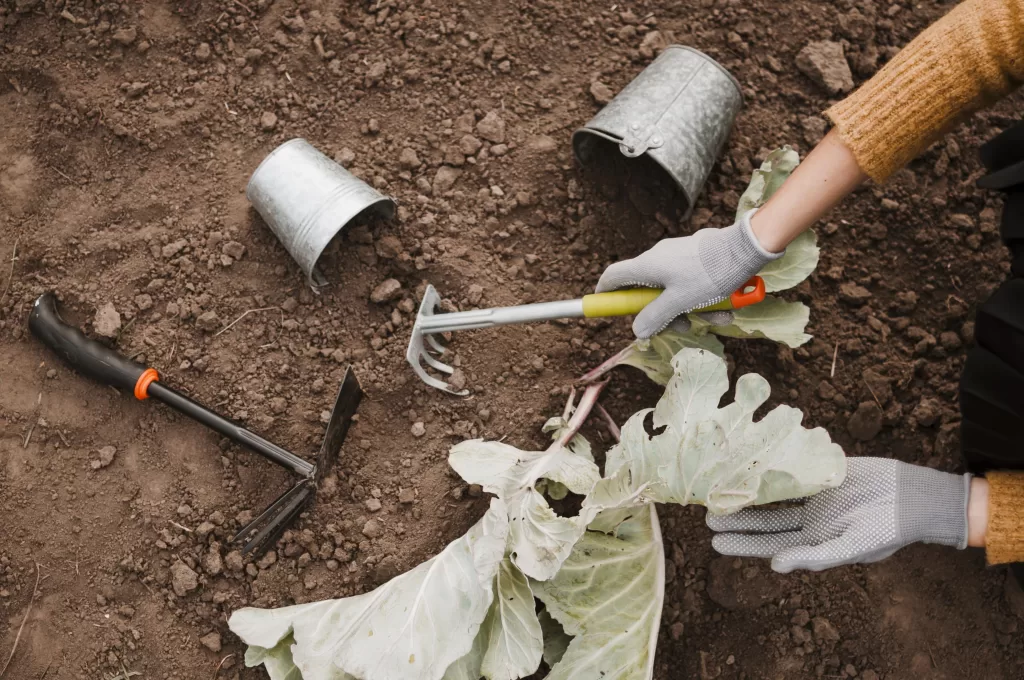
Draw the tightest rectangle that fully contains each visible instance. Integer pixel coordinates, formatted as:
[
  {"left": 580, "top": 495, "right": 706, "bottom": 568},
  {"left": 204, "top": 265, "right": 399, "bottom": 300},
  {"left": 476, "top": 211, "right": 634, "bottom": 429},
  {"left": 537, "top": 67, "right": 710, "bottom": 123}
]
[
  {"left": 260, "top": 111, "right": 278, "bottom": 131},
  {"left": 94, "top": 303, "right": 121, "bottom": 338},
  {"left": 795, "top": 41, "right": 854, "bottom": 94},
  {"left": 838, "top": 283, "right": 872, "bottom": 305},
  {"left": 222, "top": 241, "right": 246, "bottom": 259},
  {"left": 476, "top": 110, "right": 506, "bottom": 144},
  {"left": 112, "top": 26, "right": 138, "bottom": 46},
  {"left": 336, "top": 148, "right": 356, "bottom": 165},
  {"left": 459, "top": 135, "right": 483, "bottom": 156},
  {"left": 365, "top": 498, "right": 382, "bottom": 512},
  {"left": 370, "top": 278, "right": 403, "bottom": 304},
  {"left": 194, "top": 42, "right": 211, "bottom": 62},
  {"left": 362, "top": 519, "right": 382, "bottom": 538},
  {"left": 411, "top": 421, "right": 426, "bottom": 437},
  {"left": 590, "top": 81, "right": 614, "bottom": 105},
  {"left": 912, "top": 398, "right": 941, "bottom": 427},
  {"left": 800, "top": 116, "right": 827, "bottom": 145},
  {"left": 162, "top": 240, "right": 187, "bottom": 258},
  {"left": 134, "top": 294, "right": 153, "bottom": 311},
  {"left": 433, "top": 166, "right": 462, "bottom": 194},
  {"left": 399, "top": 488, "right": 416, "bottom": 504},
  {"left": 200, "top": 631, "right": 222, "bottom": 653},
  {"left": 257, "top": 550, "right": 277, "bottom": 570},
  {"left": 170, "top": 562, "right": 199, "bottom": 597},
  {"left": 91, "top": 446, "right": 117, "bottom": 470},
  {"left": 848, "top": 401, "right": 883, "bottom": 441},
  {"left": 224, "top": 551, "right": 244, "bottom": 572},
  {"left": 376, "top": 236, "right": 402, "bottom": 259},
  {"left": 399, "top": 147, "right": 420, "bottom": 169},
  {"left": 196, "top": 310, "right": 220, "bottom": 332},
  {"left": 202, "top": 548, "right": 223, "bottom": 576},
  {"left": 196, "top": 521, "right": 215, "bottom": 538},
  {"left": 467, "top": 284, "right": 484, "bottom": 305}
]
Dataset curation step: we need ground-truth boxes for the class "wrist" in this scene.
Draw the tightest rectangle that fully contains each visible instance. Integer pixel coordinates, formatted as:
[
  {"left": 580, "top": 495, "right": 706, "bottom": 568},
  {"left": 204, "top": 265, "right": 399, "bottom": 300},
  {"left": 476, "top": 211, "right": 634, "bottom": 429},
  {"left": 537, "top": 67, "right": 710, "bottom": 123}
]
[
  {"left": 748, "top": 206, "right": 790, "bottom": 254},
  {"left": 967, "top": 477, "right": 989, "bottom": 548}
]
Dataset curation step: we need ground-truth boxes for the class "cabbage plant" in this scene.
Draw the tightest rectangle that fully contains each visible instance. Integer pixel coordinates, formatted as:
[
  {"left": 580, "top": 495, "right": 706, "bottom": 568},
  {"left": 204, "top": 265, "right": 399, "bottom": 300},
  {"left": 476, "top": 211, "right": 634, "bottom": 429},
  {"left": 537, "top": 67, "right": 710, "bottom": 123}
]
[{"left": 229, "top": 349, "right": 845, "bottom": 680}]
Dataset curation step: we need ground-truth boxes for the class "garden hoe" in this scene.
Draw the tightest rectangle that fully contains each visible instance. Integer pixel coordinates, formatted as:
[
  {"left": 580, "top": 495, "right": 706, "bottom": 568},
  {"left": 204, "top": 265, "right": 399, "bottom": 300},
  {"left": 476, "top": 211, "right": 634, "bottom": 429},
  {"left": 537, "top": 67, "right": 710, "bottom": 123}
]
[
  {"left": 29, "top": 292, "right": 363, "bottom": 556},
  {"left": 408, "top": 276, "right": 766, "bottom": 396}
]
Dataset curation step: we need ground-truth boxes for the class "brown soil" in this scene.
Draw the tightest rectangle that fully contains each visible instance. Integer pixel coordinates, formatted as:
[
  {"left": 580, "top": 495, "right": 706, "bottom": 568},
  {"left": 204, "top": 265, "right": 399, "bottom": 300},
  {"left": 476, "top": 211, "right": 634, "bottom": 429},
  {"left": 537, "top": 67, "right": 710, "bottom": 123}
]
[{"left": 1, "top": 1, "right": 1022, "bottom": 679}]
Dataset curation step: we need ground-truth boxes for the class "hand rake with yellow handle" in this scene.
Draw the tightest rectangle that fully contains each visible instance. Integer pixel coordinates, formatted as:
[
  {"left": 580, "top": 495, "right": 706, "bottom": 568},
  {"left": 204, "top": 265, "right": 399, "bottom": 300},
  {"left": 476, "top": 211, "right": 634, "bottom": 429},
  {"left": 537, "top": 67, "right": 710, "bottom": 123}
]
[{"left": 407, "top": 276, "right": 765, "bottom": 395}]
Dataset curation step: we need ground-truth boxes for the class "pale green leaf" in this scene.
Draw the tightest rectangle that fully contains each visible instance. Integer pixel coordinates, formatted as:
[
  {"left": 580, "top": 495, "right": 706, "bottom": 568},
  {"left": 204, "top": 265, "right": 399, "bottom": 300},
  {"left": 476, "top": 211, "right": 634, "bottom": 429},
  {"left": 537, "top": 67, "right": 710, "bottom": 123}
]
[
  {"left": 480, "top": 560, "right": 543, "bottom": 680},
  {"left": 441, "top": 623, "right": 488, "bottom": 680},
  {"left": 619, "top": 331, "right": 725, "bottom": 386},
  {"left": 533, "top": 506, "right": 664, "bottom": 680},
  {"left": 736, "top": 146, "right": 800, "bottom": 219},
  {"left": 711, "top": 296, "right": 811, "bottom": 348},
  {"left": 229, "top": 499, "right": 509, "bottom": 680},
  {"left": 613, "top": 349, "right": 846, "bottom": 513},
  {"left": 538, "top": 609, "right": 572, "bottom": 667},
  {"left": 757, "top": 229, "right": 819, "bottom": 293},
  {"left": 244, "top": 635, "right": 328, "bottom": 680},
  {"left": 506, "top": 489, "right": 584, "bottom": 580}
]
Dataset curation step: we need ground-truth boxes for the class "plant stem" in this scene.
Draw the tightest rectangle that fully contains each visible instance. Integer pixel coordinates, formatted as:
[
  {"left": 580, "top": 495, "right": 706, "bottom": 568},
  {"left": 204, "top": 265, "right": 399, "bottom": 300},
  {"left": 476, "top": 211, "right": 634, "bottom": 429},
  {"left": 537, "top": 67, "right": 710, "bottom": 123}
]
[
  {"left": 577, "top": 344, "right": 635, "bottom": 384},
  {"left": 553, "top": 380, "right": 607, "bottom": 448},
  {"left": 596, "top": 403, "right": 621, "bottom": 442}
]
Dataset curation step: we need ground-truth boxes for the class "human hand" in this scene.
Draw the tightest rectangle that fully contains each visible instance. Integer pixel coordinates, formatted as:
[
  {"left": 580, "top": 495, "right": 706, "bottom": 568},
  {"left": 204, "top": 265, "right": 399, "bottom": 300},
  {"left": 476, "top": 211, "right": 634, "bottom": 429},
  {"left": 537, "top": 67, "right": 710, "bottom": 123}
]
[
  {"left": 706, "top": 458, "right": 971, "bottom": 573},
  {"left": 595, "top": 210, "right": 782, "bottom": 339}
]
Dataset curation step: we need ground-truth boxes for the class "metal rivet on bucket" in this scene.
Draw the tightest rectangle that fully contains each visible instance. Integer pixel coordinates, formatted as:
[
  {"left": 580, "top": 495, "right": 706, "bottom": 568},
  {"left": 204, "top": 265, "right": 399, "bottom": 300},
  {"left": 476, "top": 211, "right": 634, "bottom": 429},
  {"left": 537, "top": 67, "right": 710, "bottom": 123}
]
[
  {"left": 247, "top": 138, "right": 396, "bottom": 287},
  {"left": 572, "top": 46, "right": 743, "bottom": 215}
]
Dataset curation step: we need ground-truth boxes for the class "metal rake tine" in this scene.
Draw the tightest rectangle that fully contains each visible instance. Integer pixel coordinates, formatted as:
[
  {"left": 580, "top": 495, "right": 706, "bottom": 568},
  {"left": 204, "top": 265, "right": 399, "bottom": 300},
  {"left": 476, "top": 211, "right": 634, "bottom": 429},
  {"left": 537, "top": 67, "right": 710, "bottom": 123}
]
[
  {"left": 425, "top": 333, "right": 447, "bottom": 356},
  {"left": 422, "top": 347, "right": 456, "bottom": 374}
]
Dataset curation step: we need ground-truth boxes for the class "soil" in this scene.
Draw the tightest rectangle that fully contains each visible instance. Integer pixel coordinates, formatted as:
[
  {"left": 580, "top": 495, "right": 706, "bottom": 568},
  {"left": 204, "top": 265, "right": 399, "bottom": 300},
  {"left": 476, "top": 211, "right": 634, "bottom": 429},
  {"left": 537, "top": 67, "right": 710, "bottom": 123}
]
[{"left": 0, "top": 1, "right": 1022, "bottom": 679}]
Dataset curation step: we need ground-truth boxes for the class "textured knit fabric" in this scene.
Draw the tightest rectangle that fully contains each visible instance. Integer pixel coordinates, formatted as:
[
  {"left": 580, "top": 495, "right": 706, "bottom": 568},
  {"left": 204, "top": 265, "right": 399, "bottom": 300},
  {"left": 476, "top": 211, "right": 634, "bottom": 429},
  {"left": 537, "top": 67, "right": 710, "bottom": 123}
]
[
  {"left": 985, "top": 471, "right": 1024, "bottom": 564},
  {"left": 825, "top": 0, "right": 1024, "bottom": 182},
  {"left": 706, "top": 458, "right": 970, "bottom": 573},
  {"left": 594, "top": 210, "right": 781, "bottom": 338}
]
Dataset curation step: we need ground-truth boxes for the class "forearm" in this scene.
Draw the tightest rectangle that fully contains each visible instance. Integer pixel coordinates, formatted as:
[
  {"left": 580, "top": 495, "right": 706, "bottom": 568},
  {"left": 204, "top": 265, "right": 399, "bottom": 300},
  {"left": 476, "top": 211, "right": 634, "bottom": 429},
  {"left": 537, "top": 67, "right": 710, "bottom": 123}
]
[
  {"left": 750, "top": 129, "right": 867, "bottom": 253},
  {"left": 967, "top": 477, "right": 989, "bottom": 548}
]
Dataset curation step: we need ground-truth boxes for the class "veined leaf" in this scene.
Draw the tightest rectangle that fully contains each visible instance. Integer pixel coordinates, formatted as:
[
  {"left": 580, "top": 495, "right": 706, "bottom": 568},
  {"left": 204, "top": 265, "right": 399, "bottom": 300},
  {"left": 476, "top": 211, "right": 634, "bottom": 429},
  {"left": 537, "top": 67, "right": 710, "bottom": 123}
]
[
  {"left": 449, "top": 438, "right": 602, "bottom": 580},
  {"left": 619, "top": 331, "right": 725, "bottom": 385},
  {"left": 736, "top": 146, "right": 800, "bottom": 219},
  {"left": 229, "top": 499, "right": 509, "bottom": 680},
  {"left": 480, "top": 559, "right": 544, "bottom": 680},
  {"left": 533, "top": 505, "right": 665, "bottom": 680},
  {"left": 612, "top": 349, "right": 846, "bottom": 514},
  {"left": 710, "top": 296, "right": 811, "bottom": 348},
  {"left": 757, "top": 229, "right": 819, "bottom": 293},
  {"left": 244, "top": 635, "right": 325, "bottom": 680}
]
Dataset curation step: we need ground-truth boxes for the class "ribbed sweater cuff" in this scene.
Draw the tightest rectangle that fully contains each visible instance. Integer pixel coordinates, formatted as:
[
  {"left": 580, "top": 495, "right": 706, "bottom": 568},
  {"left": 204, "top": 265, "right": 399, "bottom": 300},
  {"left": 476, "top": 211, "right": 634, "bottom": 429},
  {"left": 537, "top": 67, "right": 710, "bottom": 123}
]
[{"left": 986, "top": 471, "right": 1024, "bottom": 565}]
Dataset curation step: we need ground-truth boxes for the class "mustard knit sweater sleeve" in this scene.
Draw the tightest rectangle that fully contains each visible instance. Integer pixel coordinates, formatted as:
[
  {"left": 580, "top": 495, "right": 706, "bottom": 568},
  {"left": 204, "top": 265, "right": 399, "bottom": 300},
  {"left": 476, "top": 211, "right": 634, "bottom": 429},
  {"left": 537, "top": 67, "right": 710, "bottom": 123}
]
[
  {"left": 826, "top": 0, "right": 1024, "bottom": 182},
  {"left": 985, "top": 472, "right": 1024, "bottom": 564}
]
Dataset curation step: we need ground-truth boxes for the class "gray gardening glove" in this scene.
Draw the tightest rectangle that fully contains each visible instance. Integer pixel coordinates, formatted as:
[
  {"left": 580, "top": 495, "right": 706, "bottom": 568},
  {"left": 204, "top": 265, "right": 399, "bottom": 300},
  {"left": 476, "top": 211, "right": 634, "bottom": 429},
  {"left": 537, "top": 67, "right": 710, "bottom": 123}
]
[
  {"left": 596, "top": 210, "right": 783, "bottom": 339},
  {"left": 706, "top": 458, "right": 971, "bottom": 573}
]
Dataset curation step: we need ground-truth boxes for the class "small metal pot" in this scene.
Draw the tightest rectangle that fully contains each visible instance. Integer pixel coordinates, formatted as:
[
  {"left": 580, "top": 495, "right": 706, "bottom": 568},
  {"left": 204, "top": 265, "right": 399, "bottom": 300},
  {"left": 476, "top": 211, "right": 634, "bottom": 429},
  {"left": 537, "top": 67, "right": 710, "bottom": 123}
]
[
  {"left": 247, "top": 138, "right": 396, "bottom": 286},
  {"left": 573, "top": 46, "right": 743, "bottom": 214}
]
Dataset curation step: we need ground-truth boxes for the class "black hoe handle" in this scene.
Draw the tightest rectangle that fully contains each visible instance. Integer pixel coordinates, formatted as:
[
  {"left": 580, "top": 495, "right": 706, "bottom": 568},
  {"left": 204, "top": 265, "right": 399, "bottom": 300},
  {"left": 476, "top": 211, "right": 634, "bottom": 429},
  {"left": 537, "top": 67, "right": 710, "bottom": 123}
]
[
  {"left": 29, "top": 292, "right": 314, "bottom": 477},
  {"left": 29, "top": 292, "right": 146, "bottom": 391}
]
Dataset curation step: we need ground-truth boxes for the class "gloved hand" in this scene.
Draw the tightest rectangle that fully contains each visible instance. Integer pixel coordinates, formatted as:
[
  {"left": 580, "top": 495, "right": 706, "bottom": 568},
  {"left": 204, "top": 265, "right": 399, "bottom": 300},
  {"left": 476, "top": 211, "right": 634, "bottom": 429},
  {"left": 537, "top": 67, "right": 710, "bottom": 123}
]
[
  {"left": 706, "top": 458, "right": 971, "bottom": 573},
  {"left": 596, "top": 210, "right": 783, "bottom": 339}
]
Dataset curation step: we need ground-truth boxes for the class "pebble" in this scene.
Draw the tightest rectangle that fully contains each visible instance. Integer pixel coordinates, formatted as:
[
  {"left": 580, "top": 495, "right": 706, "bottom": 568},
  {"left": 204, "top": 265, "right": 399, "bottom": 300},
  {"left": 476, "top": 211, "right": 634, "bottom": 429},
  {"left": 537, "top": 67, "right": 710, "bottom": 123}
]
[
  {"left": 196, "top": 310, "right": 220, "bottom": 332},
  {"left": 336, "top": 148, "right": 356, "bottom": 165},
  {"left": 93, "top": 303, "right": 122, "bottom": 338},
  {"left": 590, "top": 81, "right": 614, "bottom": 105},
  {"left": 795, "top": 41, "right": 853, "bottom": 94},
  {"left": 848, "top": 401, "right": 883, "bottom": 441},
  {"left": 112, "top": 26, "right": 138, "bottom": 46},
  {"left": 170, "top": 561, "right": 199, "bottom": 597},
  {"left": 399, "top": 147, "right": 420, "bottom": 169},
  {"left": 459, "top": 135, "right": 483, "bottom": 156},
  {"left": 91, "top": 445, "right": 117, "bottom": 470},
  {"left": 411, "top": 421, "right": 426, "bottom": 437},
  {"left": 365, "top": 498, "right": 382, "bottom": 512},
  {"left": 224, "top": 551, "right": 244, "bottom": 572},
  {"left": 362, "top": 519, "right": 382, "bottom": 538},
  {"left": 476, "top": 110, "right": 506, "bottom": 144},
  {"left": 222, "top": 241, "right": 246, "bottom": 259},
  {"left": 135, "top": 294, "right": 153, "bottom": 311},
  {"left": 370, "top": 278, "right": 403, "bottom": 303},
  {"left": 260, "top": 111, "right": 278, "bottom": 131},
  {"left": 838, "top": 283, "right": 872, "bottom": 305},
  {"left": 912, "top": 398, "right": 941, "bottom": 427},
  {"left": 194, "top": 42, "right": 211, "bottom": 62},
  {"left": 433, "top": 166, "right": 462, "bottom": 194},
  {"left": 399, "top": 488, "right": 416, "bottom": 504},
  {"left": 199, "top": 631, "right": 222, "bottom": 653}
]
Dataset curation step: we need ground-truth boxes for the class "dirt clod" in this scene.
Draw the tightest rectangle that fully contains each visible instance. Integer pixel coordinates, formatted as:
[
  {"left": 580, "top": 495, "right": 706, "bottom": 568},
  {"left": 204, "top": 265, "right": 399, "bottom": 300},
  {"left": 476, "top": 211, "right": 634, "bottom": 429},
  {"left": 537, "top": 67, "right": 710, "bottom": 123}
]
[
  {"left": 590, "top": 81, "right": 615, "bottom": 105},
  {"left": 93, "top": 303, "right": 121, "bottom": 338},
  {"left": 90, "top": 446, "right": 117, "bottom": 470},
  {"left": 370, "top": 279, "right": 403, "bottom": 303},
  {"left": 848, "top": 401, "right": 883, "bottom": 441},
  {"left": 170, "top": 562, "right": 199, "bottom": 597},
  {"left": 476, "top": 111, "right": 507, "bottom": 144},
  {"left": 200, "top": 632, "right": 222, "bottom": 653},
  {"left": 796, "top": 41, "right": 854, "bottom": 94}
]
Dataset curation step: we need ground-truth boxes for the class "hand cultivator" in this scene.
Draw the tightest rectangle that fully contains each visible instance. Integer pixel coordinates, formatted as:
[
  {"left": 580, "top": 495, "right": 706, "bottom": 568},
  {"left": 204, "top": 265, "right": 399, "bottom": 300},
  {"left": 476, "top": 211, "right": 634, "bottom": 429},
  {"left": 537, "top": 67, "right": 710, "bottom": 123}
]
[
  {"left": 407, "top": 276, "right": 765, "bottom": 395},
  {"left": 29, "top": 292, "right": 363, "bottom": 555}
]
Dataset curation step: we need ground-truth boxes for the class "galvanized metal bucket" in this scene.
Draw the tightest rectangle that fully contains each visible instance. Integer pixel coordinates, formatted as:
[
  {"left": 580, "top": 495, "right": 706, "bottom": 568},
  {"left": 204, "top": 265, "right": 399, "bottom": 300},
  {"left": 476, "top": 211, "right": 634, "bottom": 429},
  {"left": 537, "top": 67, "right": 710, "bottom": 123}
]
[
  {"left": 247, "top": 138, "right": 396, "bottom": 286},
  {"left": 573, "top": 46, "right": 743, "bottom": 215}
]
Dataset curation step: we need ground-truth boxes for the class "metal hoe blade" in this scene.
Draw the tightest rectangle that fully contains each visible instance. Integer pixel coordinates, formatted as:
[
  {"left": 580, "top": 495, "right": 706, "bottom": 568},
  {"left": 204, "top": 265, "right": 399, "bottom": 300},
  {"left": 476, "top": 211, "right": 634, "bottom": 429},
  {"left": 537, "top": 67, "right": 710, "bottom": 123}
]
[
  {"left": 232, "top": 366, "right": 364, "bottom": 553},
  {"left": 407, "top": 285, "right": 469, "bottom": 396}
]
